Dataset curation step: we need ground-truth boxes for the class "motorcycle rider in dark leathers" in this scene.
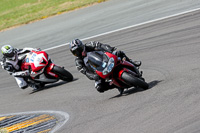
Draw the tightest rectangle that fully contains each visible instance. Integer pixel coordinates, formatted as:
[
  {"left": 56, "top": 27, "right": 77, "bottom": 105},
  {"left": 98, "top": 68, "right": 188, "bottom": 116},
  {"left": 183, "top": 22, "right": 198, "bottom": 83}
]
[
  {"left": 69, "top": 39, "right": 142, "bottom": 94},
  {"left": 0, "top": 45, "right": 41, "bottom": 91}
]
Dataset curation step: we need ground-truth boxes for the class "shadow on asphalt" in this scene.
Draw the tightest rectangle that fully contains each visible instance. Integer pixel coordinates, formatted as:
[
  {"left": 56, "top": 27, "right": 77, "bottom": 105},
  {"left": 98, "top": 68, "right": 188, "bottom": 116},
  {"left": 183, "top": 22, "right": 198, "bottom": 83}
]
[
  {"left": 110, "top": 80, "right": 163, "bottom": 99},
  {"left": 29, "top": 78, "right": 78, "bottom": 94}
]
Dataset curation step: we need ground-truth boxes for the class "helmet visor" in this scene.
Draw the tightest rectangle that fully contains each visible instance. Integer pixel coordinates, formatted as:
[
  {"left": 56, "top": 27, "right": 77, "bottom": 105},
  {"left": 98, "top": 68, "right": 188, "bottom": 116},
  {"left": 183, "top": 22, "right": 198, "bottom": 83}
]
[
  {"left": 5, "top": 52, "right": 16, "bottom": 61},
  {"left": 71, "top": 47, "right": 82, "bottom": 57}
]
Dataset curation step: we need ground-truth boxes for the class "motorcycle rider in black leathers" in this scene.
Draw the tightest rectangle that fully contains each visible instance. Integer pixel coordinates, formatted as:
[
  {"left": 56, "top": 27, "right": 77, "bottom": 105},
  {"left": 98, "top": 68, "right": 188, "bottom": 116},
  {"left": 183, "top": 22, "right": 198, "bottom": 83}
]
[
  {"left": 69, "top": 39, "right": 142, "bottom": 94},
  {"left": 0, "top": 45, "right": 41, "bottom": 91}
]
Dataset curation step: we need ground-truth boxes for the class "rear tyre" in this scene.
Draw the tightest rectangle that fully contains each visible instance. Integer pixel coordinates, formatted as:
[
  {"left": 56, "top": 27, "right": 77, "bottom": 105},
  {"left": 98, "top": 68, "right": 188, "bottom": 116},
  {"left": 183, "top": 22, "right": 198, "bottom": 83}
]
[
  {"left": 52, "top": 65, "right": 73, "bottom": 82},
  {"left": 121, "top": 71, "right": 148, "bottom": 90}
]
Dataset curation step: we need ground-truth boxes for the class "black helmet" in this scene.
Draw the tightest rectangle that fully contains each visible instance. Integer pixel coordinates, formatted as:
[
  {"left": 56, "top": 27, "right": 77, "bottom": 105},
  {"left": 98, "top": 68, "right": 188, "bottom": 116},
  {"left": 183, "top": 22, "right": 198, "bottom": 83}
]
[
  {"left": 69, "top": 39, "right": 83, "bottom": 57},
  {"left": 1, "top": 45, "right": 17, "bottom": 60}
]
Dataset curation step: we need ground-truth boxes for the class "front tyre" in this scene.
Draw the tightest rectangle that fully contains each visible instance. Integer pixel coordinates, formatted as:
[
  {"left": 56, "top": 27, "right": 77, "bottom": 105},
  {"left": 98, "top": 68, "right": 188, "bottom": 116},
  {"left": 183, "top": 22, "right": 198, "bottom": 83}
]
[
  {"left": 121, "top": 71, "right": 148, "bottom": 90},
  {"left": 52, "top": 65, "right": 73, "bottom": 82}
]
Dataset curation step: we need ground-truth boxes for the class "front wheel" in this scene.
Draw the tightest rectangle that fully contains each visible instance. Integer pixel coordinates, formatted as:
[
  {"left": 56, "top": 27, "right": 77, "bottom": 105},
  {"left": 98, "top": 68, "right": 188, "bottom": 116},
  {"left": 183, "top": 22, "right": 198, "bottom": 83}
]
[
  {"left": 52, "top": 65, "right": 73, "bottom": 82},
  {"left": 121, "top": 71, "right": 148, "bottom": 90}
]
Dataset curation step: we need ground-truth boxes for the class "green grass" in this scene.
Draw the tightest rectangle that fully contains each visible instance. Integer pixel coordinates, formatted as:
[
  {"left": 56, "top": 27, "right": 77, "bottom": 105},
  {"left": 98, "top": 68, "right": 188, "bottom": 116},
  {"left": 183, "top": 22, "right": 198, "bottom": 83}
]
[{"left": 0, "top": 0, "right": 107, "bottom": 31}]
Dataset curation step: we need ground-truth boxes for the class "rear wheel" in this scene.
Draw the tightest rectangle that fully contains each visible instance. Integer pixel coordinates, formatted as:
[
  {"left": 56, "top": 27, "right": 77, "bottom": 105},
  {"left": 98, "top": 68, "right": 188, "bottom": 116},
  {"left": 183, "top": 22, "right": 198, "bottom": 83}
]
[
  {"left": 121, "top": 71, "right": 148, "bottom": 90},
  {"left": 52, "top": 65, "right": 73, "bottom": 82}
]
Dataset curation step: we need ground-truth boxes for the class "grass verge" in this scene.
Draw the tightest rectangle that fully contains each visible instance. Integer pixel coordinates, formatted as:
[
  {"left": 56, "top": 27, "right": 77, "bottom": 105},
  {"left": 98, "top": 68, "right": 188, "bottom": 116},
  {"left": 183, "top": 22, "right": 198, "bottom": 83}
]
[{"left": 0, "top": 0, "right": 107, "bottom": 31}]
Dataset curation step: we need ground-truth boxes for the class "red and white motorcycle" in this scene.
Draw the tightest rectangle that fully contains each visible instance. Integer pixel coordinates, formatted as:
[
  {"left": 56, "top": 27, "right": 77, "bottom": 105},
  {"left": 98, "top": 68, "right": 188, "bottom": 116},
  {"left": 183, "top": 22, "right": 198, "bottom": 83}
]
[
  {"left": 20, "top": 50, "right": 73, "bottom": 88},
  {"left": 85, "top": 51, "right": 148, "bottom": 94}
]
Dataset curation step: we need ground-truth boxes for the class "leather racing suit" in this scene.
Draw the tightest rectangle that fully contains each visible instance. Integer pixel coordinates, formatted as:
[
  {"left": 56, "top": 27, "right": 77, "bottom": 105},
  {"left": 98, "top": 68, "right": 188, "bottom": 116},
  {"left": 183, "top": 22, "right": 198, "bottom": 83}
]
[{"left": 0, "top": 48, "right": 39, "bottom": 89}]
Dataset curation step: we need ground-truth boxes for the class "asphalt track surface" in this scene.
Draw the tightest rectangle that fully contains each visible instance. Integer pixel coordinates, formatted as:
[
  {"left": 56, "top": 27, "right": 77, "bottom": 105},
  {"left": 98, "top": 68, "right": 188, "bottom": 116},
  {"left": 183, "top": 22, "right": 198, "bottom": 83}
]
[{"left": 1, "top": 0, "right": 200, "bottom": 133}]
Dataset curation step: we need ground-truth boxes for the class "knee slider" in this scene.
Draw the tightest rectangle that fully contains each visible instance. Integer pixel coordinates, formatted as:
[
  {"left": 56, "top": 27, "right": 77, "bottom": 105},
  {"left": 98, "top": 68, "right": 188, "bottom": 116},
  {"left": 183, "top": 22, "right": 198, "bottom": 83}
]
[{"left": 21, "top": 85, "right": 28, "bottom": 89}]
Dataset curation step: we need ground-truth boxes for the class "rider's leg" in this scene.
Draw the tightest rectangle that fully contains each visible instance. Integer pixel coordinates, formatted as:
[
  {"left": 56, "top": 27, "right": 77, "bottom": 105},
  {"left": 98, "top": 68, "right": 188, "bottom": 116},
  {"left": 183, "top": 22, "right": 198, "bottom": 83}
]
[
  {"left": 95, "top": 79, "right": 115, "bottom": 93},
  {"left": 14, "top": 77, "right": 28, "bottom": 89},
  {"left": 15, "top": 77, "right": 41, "bottom": 91},
  {"left": 114, "top": 51, "right": 141, "bottom": 67},
  {"left": 114, "top": 51, "right": 142, "bottom": 77}
]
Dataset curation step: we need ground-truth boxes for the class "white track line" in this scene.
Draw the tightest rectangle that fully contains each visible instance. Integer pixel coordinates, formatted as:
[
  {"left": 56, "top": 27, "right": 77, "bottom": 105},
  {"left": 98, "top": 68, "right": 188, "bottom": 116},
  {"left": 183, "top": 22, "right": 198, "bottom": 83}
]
[{"left": 44, "top": 7, "right": 200, "bottom": 51}]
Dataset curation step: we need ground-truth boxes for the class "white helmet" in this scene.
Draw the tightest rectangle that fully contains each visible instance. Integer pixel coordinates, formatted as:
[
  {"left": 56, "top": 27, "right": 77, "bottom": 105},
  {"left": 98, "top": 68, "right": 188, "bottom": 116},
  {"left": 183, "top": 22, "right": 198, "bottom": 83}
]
[{"left": 1, "top": 45, "right": 17, "bottom": 61}]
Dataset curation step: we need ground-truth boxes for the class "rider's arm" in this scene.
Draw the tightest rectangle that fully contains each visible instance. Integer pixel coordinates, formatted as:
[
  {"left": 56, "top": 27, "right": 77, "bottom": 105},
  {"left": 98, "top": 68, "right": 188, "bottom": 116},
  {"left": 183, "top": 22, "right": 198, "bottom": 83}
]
[
  {"left": 75, "top": 57, "right": 99, "bottom": 80},
  {"left": 0, "top": 56, "right": 15, "bottom": 72},
  {"left": 75, "top": 57, "right": 87, "bottom": 74},
  {"left": 17, "top": 48, "right": 40, "bottom": 55},
  {"left": 85, "top": 41, "right": 115, "bottom": 53},
  {"left": 0, "top": 61, "right": 29, "bottom": 77},
  {"left": 1, "top": 62, "right": 14, "bottom": 72}
]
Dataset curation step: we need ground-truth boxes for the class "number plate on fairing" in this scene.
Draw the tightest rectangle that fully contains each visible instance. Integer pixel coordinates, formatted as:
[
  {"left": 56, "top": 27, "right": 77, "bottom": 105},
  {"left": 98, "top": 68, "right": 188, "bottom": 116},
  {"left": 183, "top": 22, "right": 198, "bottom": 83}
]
[{"left": 30, "top": 53, "right": 37, "bottom": 62}]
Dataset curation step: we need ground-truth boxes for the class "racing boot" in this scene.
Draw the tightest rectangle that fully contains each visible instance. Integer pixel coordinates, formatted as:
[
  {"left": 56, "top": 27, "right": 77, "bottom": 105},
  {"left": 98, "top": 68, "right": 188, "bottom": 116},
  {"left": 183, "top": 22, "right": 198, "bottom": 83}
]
[
  {"left": 117, "top": 50, "right": 141, "bottom": 67},
  {"left": 117, "top": 88, "right": 124, "bottom": 95},
  {"left": 131, "top": 60, "right": 141, "bottom": 67},
  {"left": 28, "top": 83, "right": 41, "bottom": 92},
  {"left": 95, "top": 80, "right": 104, "bottom": 93},
  {"left": 95, "top": 79, "right": 113, "bottom": 93}
]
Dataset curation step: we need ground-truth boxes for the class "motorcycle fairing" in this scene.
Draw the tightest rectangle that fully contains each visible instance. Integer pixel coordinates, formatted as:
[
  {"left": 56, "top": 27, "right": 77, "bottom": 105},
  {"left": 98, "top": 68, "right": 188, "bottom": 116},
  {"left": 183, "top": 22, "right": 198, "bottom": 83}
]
[
  {"left": 21, "top": 51, "right": 58, "bottom": 79},
  {"left": 95, "top": 53, "right": 138, "bottom": 88},
  {"left": 95, "top": 52, "right": 118, "bottom": 79},
  {"left": 30, "top": 51, "right": 48, "bottom": 72},
  {"left": 22, "top": 51, "right": 48, "bottom": 72}
]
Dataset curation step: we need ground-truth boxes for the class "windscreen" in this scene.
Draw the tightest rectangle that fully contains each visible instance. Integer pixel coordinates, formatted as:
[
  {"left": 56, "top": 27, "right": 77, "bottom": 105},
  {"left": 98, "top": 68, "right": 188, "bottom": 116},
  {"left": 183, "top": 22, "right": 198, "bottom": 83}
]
[{"left": 88, "top": 51, "right": 109, "bottom": 71}]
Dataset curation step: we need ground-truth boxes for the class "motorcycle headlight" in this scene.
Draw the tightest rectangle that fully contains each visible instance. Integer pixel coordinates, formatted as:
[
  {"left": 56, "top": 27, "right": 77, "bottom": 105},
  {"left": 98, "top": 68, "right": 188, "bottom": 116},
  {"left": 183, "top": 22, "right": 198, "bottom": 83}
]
[
  {"left": 102, "top": 57, "right": 115, "bottom": 75},
  {"left": 109, "top": 57, "right": 114, "bottom": 64},
  {"left": 107, "top": 62, "right": 114, "bottom": 72}
]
